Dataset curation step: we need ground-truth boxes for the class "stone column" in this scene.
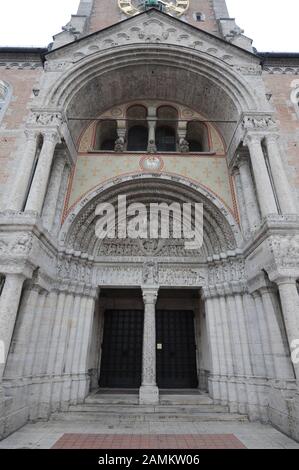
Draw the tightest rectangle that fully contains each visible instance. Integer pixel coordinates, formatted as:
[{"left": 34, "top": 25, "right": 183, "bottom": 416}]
[
  {"left": 252, "top": 291, "right": 275, "bottom": 378},
  {"left": 147, "top": 106, "right": 157, "bottom": 153},
  {"left": 238, "top": 158, "right": 261, "bottom": 231},
  {"left": 202, "top": 289, "right": 221, "bottom": 402},
  {"left": 53, "top": 164, "right": 70, "bottom": 237},
  {"left": 9, "top": 131, "right": 39, "bottom": 211},
  {"left": 259, "top": 285, "right": 294, "bottom": 379},
  {"left": 0, "top": 274, "right": 25, "bottom": 380},
  {"left": 139, "top": 288, "right": 159, "bottom": 405},
  {"left": 25, "top": 131, "right": 60, "bottom": 215},
  {"left": 245, "top": 134, "right": 278, "bottom": 217},
  {"left": 265, "top": 134, "right": 296, "bottom": 214},
  {"left": 42, "top": 152, "right": 67, "bottom": 232},
  {"left": 232, "top": 167, "right": 250, "bottom": 237},
  {"left": 276, "top": 278, "right": 299, "bottom": 380}
]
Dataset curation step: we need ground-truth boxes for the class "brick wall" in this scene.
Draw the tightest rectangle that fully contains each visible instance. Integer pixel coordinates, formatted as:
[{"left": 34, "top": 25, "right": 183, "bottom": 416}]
[
  {"left": 262, "top": 73, "right": 299, "bottom": 206},
  {"left": 0, "top": 67, "right": 42, "bottom": 203}
]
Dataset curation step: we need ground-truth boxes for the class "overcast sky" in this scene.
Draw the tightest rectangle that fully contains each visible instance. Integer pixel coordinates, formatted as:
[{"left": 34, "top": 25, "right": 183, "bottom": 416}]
[{"left": 0, "top": 0, "right": 298, "bottom": 52}]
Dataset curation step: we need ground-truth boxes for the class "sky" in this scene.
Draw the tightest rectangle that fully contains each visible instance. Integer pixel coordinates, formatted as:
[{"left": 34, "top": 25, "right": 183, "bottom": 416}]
[{"left": 0, "top": 0, "right": 298, "bottom": 52}]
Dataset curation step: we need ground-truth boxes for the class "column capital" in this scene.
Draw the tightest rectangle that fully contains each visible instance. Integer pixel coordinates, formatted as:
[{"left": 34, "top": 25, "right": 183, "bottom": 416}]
[
  {"left": 142, "top": 287, "right": 159, "bottom": 305},
  {"left": 24, "top": 129, "right": 39, "bottom": 141},
  {"left": 265, "top": 133, "right": 280, "bottom": 144},
  {"left": 243, "top": 132, "right": 262, "bottom": 147},
  {"left": 275, "top": 276, "right": 298, "bottom": 287},
  {"left": 42, "top": 129, "right": 61, "bottom": 144}
]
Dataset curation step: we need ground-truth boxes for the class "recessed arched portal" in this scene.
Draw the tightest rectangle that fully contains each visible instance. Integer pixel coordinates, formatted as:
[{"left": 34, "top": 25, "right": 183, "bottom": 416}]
[
  {"left": 45, "top": 44, "right": 261, "bottom": 150},
  {"left": 49, "top": 42, "right": 257, "bottom": 398},
  {"left": 60, "top": 175, "right": 240, "bottom": 392}
]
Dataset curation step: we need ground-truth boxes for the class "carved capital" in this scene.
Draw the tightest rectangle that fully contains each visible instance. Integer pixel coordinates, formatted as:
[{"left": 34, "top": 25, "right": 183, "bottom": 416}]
[
  {"left": 24, "top": 129, "right": 39, "bottom": 142},
  {"left": 142, "top": 288, "right": 159, "bottom": 305},
  {"left": 27, "top": 111, "right": 63, "bottom": 128},
  {"left": 242, "top": 115, "right": 278, "bottom": 132}
]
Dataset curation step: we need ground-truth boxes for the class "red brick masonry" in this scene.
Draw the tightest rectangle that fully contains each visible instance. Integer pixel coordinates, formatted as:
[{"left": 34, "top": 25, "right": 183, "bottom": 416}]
[{"left": 52, "top": 434, "right": 246, "bottom": 449}]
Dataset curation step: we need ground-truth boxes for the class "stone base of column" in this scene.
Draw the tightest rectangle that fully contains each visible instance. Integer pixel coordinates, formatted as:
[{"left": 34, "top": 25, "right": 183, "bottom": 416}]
[{"left": 139, "top": 385, "right": 159, "bottom": 405}]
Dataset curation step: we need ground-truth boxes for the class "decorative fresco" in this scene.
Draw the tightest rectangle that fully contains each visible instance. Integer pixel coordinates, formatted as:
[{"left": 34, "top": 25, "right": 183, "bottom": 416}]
[
  {"left": 64, "top": 102, "right": 236, "bottom": 219},
  {"left": 65, "top": 153, "right": 235, "bottom": 218}
]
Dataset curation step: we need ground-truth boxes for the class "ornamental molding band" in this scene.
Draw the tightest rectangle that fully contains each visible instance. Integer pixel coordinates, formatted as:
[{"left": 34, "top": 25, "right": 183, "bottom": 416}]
[
  {"left": 263, "top": 66, "right": 299, "bottom": 75},
  {"left": 0, "top": 61, "right": 43, "bottom": 70}
]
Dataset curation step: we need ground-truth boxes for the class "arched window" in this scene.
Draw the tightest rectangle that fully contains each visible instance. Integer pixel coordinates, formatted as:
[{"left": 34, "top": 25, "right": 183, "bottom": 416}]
[
  {"left": 0, "top": 80, "right": 11, "bottom": 124},
  {"left": 127, "top": 105, "right": 148, "bottom": 151},
  {"left": 95, "top": 120, "right": 117, "bottom": 151},
  {"left": 156, "top": 106, "right": 178, "bottom": 152},
  {"left": 186, "top": 121, "right": 209, "bottom": 152}
]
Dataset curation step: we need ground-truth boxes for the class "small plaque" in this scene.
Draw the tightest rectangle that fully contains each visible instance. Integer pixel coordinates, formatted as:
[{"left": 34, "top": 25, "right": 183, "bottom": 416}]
[{"left": 157, "top": 343, "right": 163, "bottom": 350}]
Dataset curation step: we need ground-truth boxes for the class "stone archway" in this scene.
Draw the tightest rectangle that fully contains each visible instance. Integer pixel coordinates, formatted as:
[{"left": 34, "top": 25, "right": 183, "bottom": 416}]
[{"left": 58, "top": 175, "right": 243, "bottom": 403}]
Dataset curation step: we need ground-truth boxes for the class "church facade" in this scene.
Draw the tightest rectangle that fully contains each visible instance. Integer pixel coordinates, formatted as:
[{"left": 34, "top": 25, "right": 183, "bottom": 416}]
[{"left": 0, "top": 0, "right": 299, "bottom": 441}]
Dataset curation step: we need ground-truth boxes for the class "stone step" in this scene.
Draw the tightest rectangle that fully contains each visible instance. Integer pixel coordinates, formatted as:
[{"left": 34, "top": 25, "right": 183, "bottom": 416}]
[
  {"left": 85, "top": 394, "right": 213, "bottom": 406},
  {"left": 160, "top": 395, "right": 214, "bottom": 406},
  {"left": 51, "top": 411, "right": 248, "bottom": 423},
  {"left": 68, "top": 404, "right": 229, "bottom": 414},
  {"left": 85, "top": 395, "right": 139, "bottom": 405}
]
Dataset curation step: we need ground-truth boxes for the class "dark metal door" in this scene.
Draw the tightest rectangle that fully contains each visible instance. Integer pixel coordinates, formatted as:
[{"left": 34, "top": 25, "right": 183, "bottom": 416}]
[
  {"left": 99, "top": 310, "right": 144, "bottom": 388},
  {"left": 156, "top": 310, "right": 198, "bottom": 389}
]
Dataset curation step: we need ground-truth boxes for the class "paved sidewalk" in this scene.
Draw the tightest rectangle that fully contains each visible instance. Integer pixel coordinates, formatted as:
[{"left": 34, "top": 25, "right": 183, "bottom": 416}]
[{"left": 0, "top": 419, "right": 299, "bottom": 449}]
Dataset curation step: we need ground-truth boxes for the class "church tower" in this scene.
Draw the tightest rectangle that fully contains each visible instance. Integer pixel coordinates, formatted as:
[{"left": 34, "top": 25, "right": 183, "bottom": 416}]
[{"left": 55, "top": 0, "right": 250, "bottom": 50}]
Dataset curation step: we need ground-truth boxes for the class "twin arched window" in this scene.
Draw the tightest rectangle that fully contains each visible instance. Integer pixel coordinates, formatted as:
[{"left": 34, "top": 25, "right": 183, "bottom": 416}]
[
  {"left": 94, "top": 103, "right": 208, "bottom": 153},
  {"left": 0, "top": 80, "right": 11, "bottom": 124}
]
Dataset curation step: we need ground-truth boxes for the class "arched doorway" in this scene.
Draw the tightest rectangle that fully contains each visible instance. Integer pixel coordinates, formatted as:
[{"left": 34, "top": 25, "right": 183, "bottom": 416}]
[{"left": 61, "top": 175, "right": 239, "bottom": 395}]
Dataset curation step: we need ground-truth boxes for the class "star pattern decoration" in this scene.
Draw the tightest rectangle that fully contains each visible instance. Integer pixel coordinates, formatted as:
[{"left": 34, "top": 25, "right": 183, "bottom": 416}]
[{"left": 68, "top": 154, "right": 233, "bottom": 214}]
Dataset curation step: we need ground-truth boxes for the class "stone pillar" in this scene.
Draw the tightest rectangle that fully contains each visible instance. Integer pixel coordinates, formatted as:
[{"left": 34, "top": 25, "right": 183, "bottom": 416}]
[
  {"left": 276, "top": 278, "right": 299, "bottom": 380},
  {"left": 115, "top": 120, "right": 126, "bottom": 152},
  {"left": 0, "top": 274, "right": 25, "bottom": 380},
  {"left": 238, "top": 158, "right": 261, "bottom": 231},
  {"left": 245, "top": 134, "right": 278, "bottom": 217},
  {"left": 259, "top": 285, "right": 294, "bottom": 380},
  {"left": 42, "top": 153, "right": 67, "bottom": 232},
  {"left": 78, "top": 295, "right": 96, "bottom": 400},
  {"left": 9, "top": 131, "right": 39, "bottom": 211},
  {"left": 202, "top": 289, "right": 221, "bottom": 402},
  {"left": 232, "top": 167, "right": 250, "bottom": 237},
  {"left": 265, "top": 134, "right": 296, "bottom": 214},
  {"left": 25, "top": 131, "right": 60, "bottom": 215},
  {"left": 139, "top": 288, "right": 159, "bottom": 405},
  {"left": 53, "top": 164, "right": 70, "bottom": 237},
  {"left": 252, "top": 291, "right": 275, "bottom": 379},
  {"left": 211, "top": 292, "right": 228, "bottom": 404},
  {"left": 147, "top": 106, "right": 157, "bottom": 153}
]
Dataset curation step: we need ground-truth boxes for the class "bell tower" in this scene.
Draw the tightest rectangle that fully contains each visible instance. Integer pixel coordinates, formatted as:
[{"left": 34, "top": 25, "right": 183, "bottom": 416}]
[{"left": 70, "top": 0, "right": 231, "bottom": 35}]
